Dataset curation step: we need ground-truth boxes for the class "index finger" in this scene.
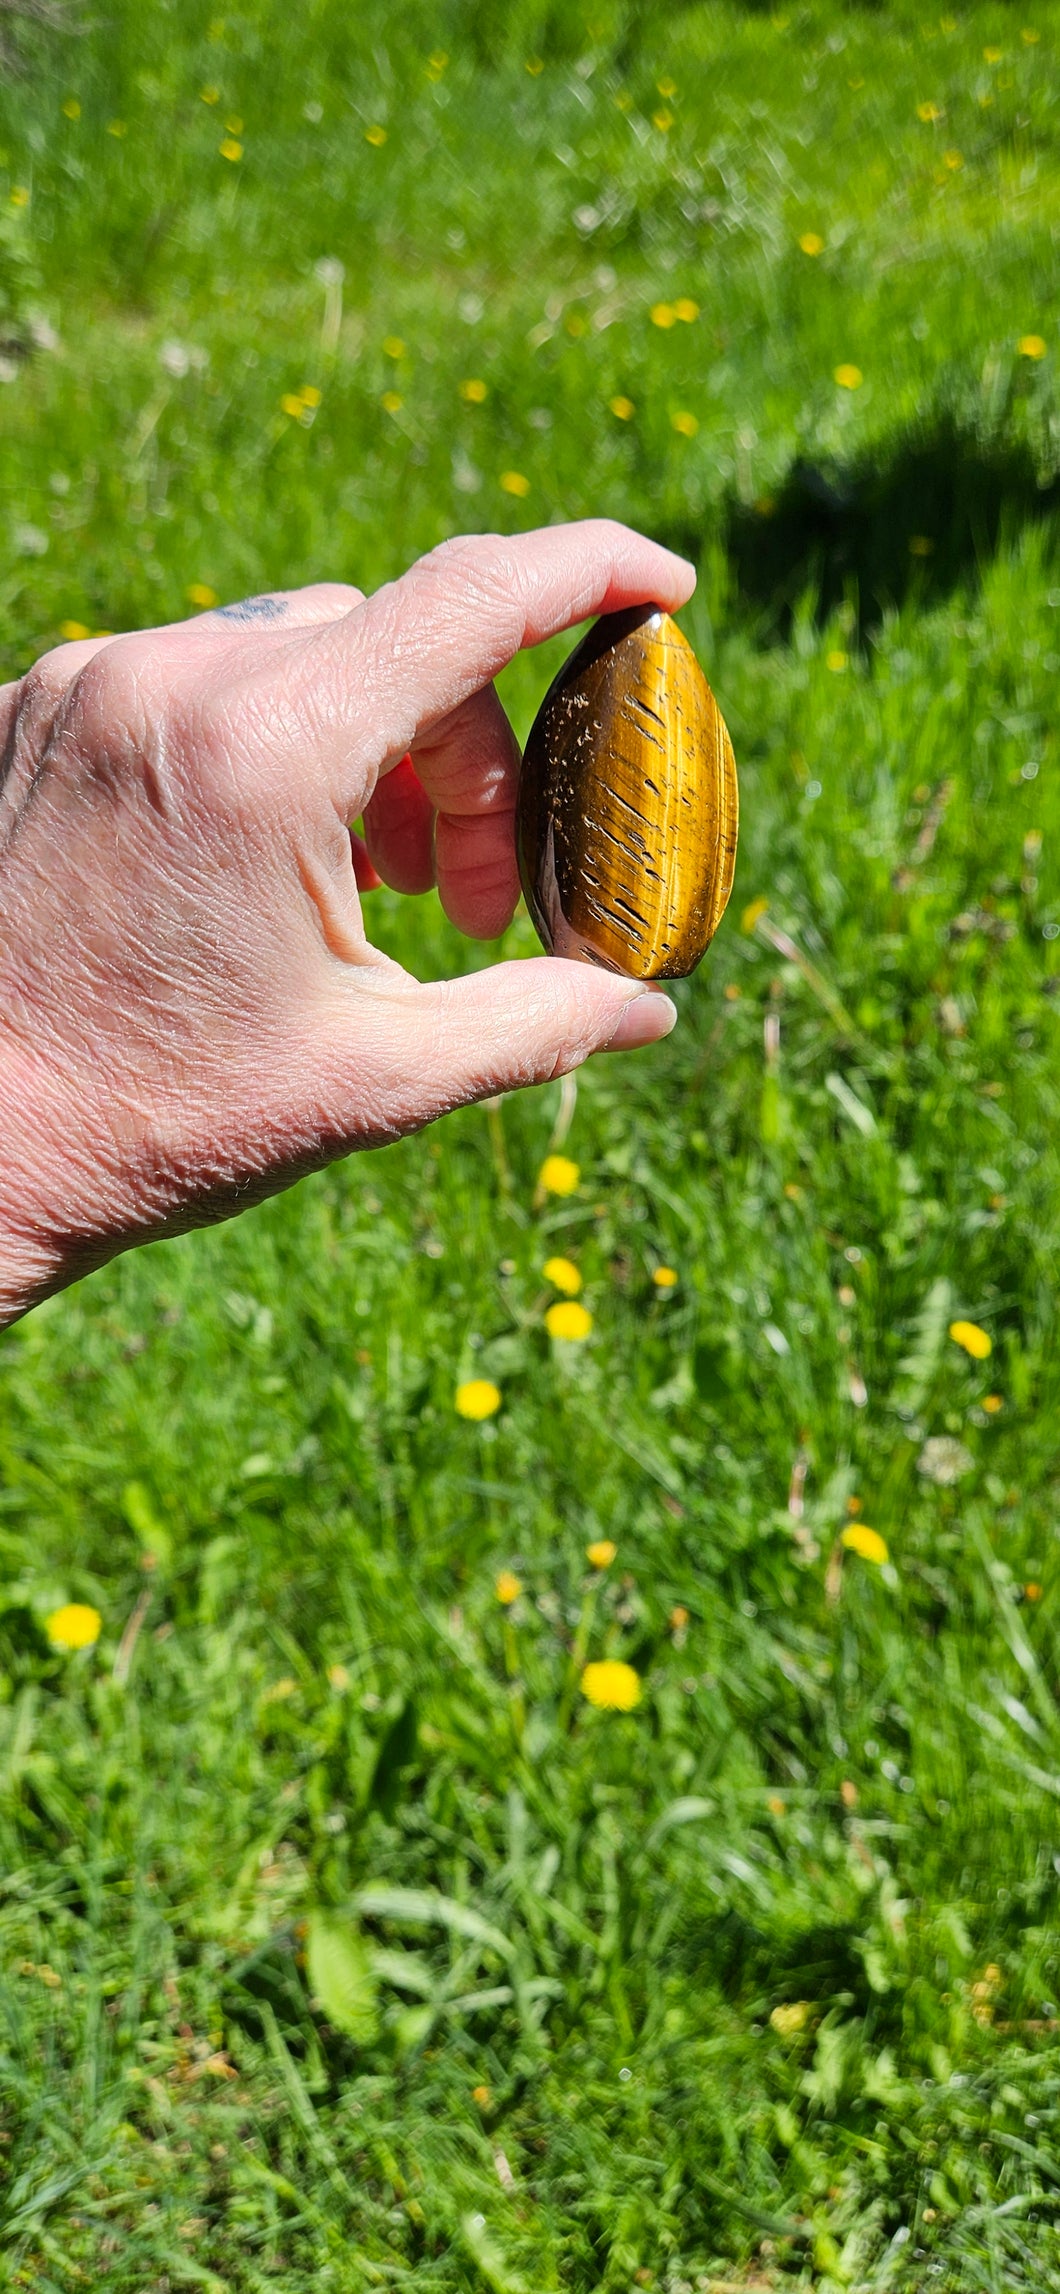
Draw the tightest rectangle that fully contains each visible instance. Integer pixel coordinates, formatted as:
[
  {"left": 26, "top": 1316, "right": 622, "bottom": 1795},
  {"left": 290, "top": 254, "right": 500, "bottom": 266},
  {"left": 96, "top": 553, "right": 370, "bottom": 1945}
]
[{"left": 279, "top": 520, "right": 697, "bottom": 816}]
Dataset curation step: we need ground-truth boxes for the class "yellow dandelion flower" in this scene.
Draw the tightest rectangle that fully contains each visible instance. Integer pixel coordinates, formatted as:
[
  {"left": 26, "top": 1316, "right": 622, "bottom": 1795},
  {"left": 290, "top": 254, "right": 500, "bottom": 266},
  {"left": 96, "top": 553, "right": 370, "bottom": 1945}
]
[
  {"left": 770, "top": 2000, "right": 809, "bottom": 2034},
  {"left": 455, "top": 1378, "right": 501, "bottom": 1421},
  {"left": 672, "top": 410, "right": 698, "bottom": 437},
  {"left": 826, "top": 649, "right": 848, "bottom": 672},
  {"left": 263, "top": 1676, "right": 297, "bottom": 1702},
  {"left": 982, "top": 1394, "right": 1003, "bottom": 1415},
  {"left": 381, "top": 390, "right": 403, "bottom": 414},
  {"left": 9, "top": 186, "right": 29, "bottom": 207},
  {"left": 200, "top": 85, "right": 220, "bottom": 104},
  {"left": 609, "top": 394, "right": 635, "bottom": 419},
  {"left": 383, "top": 336, "right": 405, "bottom": 358},
  {"left": 299, "top": 383, "right": 322, "bottom": 408},
  {"left": 983, "top": 45, "right": 1003, "bottom": 62},
  {"left": 281, "top": 392, "right": 308, "bottom": 418},
  {"left": 219, "top": 136, "right": 242, "bottom": 161},
  {"left": 472, "top": 2082, "right": 492, "bottom": 2106},
  {"left": 327, "top": 1663, "right": 350, "bottom": 1690},
  {"left": 500, "top": 470, "right": 531, "bottom": 497},
  {"left": 741, "top": 894, "right": 769, "bottom": 933},
  {"left": 546, "top": 1300, "right": 593, "bottom": 1341},
  {"left": 495, "top": 1570, "right": 522, "bottom": 1605},
  {"left": 45, "top": 1603, "right": 102, "bottom": 1652},
  {"left": 650, "top": 302, "right": 676, "bottom": 329},
  {"left": 59, "top": 620, "right": 90, "bottom": 641},
  {"left": 944, "top": 149, "right": 963, "bottom": 169},
  {"left": 917, "top": 100, "right": 943, "bottom": 121},
  {"left": 62, "top": 97, "right": 81, "bottom": 120},
  {"left": 652, "top": 1266, "right": 678, "bottom": 1289},
  {"left": 427, "top": 52, "right": 448, "bottom": 79},
  {"left": 950, "top": 1319, "right": 992, "bottom": 1360},
  {"left": 657, "top": 76, "right": 677, "bottom": 97},
  {"left": 841, "top": 1523, "right": 889, "bottom": 1566},
  {"left": 525, "top": 56, "right": 544, "bottom": 75},
  {"left": 225, "top": 115, "right": 243, "bottom": 135},
  {"left": 652, "top": 107, "right": 673, "bottom": 131},
  {"left": 365, "top": 124, "right": 387, "bottom": 146},
  {"left": 586, "top": 1539, "right": 617, "bottom": 1568},
  {"left": 539, "top": 1154, "right": 579, "bottom": 1196},
  {"left": 186, "top": 582, "right": 219, "bottom": 608},
  {"left": 544, "top": 1256, "right": 582, "bottom": 1295},
  {"left": 835, "top": 363, "right": 863, "bottom": 389},
  {"left": 1018, "top": 334, "right": 1047, "bottom": 359},
  {"left": 673, "top": 297, "right": 699, "bottom": 322},
  {"left": 581, "top": 1659, "right": 641, "bottom": 1710},
  {"left": 1025, "top": 1582, "right": 1042, "bottom": 1601},
  {"left": 459, "top": 377, "right": 488, "bottom": 402},
  {"left": 1021, "top": 27, "right": 1040, "bottom": 42},
  {"left": 670, "top": 1604, "right": 689, "bottom": 1630},
  {"left": 107, "top": 119, "right": 127, "bottom": 138}
]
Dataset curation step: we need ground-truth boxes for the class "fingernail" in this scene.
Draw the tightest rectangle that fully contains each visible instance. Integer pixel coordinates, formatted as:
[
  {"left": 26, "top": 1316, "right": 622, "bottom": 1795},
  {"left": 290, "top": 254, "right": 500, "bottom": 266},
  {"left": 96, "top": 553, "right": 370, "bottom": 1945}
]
[{"left": 600, "top": 990, "right": 678, "bottom": 1053}]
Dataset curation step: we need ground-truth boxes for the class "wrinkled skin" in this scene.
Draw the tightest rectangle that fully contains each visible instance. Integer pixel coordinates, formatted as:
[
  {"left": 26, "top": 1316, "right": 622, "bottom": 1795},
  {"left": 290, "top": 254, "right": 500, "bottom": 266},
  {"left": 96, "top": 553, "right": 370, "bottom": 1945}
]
[{"left": 0, "top": 522, "right": 693, "bottom": 1324}]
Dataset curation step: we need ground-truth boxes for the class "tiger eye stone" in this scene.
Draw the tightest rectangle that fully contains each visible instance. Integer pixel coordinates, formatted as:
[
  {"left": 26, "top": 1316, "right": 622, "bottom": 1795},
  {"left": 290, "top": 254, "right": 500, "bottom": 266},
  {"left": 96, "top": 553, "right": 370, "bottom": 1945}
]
[{"left": 516, "top": 604, "right": 738, "bottom": 980}]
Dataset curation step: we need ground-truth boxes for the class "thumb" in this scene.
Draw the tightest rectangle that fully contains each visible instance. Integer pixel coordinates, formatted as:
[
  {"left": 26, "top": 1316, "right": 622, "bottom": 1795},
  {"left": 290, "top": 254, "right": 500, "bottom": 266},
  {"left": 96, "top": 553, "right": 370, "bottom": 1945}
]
[{"left": 335, "top": 958, "right": 677, "bottom": 1138}]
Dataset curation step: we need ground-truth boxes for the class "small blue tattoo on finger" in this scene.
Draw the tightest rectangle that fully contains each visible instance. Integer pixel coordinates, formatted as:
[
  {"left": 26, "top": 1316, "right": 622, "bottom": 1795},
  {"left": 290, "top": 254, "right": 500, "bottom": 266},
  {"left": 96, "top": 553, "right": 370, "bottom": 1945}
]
[{"left": 215, "top": 595, "right": 290, "bottom": 623}]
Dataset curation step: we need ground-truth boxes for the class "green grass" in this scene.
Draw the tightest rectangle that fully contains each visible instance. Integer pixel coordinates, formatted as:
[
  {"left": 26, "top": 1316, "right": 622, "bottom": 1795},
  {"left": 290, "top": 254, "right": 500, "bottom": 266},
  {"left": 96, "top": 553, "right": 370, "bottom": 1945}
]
[{"left": 2, "top": 3, "right": 1060, "bottom": 2288}]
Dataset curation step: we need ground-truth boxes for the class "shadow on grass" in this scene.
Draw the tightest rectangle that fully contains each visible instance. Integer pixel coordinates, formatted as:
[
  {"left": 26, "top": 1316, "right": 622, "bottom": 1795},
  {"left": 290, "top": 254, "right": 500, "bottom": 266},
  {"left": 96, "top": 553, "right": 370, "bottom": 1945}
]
[
  {"left": 720, "top": 416, "right": 1060, "bottom": 641},
  {"left": 701, "top": 1906, "right": 903, "bottom": 2027}
]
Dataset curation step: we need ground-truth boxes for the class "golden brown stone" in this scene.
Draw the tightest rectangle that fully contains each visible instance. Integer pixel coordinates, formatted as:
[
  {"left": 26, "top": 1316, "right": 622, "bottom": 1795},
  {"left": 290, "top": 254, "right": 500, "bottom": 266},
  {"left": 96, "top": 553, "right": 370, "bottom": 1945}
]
[{"left": 516, "top": 604, "right": 738, "bottom": 979}]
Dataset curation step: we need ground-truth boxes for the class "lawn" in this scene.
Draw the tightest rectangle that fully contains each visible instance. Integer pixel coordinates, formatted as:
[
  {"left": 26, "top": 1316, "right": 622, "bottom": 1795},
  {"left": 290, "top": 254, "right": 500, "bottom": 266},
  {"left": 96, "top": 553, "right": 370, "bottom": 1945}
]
[{"left": 1, "top": 2, "right": 1060, "bottom": 2288}]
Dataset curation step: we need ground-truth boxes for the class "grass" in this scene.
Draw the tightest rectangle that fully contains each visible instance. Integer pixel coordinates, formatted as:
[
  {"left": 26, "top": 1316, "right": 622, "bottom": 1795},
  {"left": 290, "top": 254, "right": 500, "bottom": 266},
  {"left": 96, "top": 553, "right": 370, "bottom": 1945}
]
[{"left": 1, "top": 2, "right": 1060, "bottom": 2288}]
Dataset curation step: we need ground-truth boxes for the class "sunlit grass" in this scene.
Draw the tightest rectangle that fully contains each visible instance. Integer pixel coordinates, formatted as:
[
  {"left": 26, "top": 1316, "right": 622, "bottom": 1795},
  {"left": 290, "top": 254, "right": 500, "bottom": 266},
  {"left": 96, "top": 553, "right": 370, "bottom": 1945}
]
[{"left": 1, "top": 3, "right": 1060, "bottom": 2289}]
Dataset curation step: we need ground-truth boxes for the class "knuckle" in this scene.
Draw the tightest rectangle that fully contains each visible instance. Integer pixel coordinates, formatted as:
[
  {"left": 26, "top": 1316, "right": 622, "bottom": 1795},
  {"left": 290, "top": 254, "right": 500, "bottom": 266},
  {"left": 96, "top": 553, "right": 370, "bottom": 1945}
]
[
  {"left": 9, "top": 651, "right": 75, "bottom": 757},
  {"left": 15, "top": 658, "right": 59, "bottom": 720},
  {"left": 63, "top": 646, "right": 129, "bottom": 739},
  {"left": 410, "top": 533, "right": 525, "bottom": 626},
  {"left": 70, "top": 633, "right": 153, "bottom": 717},
  {"left": 301, "top": 580, "right": 364, "bottom": 616},
  {"left": 59, "top": 637, "right": 163, "bottom": 781}
]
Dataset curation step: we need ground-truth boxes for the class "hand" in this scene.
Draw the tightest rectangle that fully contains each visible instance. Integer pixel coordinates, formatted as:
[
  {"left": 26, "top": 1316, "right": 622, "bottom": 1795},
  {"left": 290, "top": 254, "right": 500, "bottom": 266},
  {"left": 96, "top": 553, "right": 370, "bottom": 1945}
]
[{"left": 0, "top": 520, "right": 694, "bottom": 1323}]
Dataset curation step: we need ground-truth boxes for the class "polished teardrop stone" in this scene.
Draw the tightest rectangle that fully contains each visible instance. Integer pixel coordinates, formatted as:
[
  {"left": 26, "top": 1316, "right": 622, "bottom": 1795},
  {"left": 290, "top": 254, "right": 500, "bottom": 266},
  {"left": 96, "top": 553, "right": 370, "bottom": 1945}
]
[{"left": 516, "top": 604, "right": 738, "bottom": 980}]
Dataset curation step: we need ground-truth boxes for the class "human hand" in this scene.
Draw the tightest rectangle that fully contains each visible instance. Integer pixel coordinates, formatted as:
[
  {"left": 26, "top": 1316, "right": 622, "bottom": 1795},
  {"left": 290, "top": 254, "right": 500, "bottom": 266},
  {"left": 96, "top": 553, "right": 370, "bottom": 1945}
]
[{"left": 0, "top": 521, "right": 694, "bottom": 1323}]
